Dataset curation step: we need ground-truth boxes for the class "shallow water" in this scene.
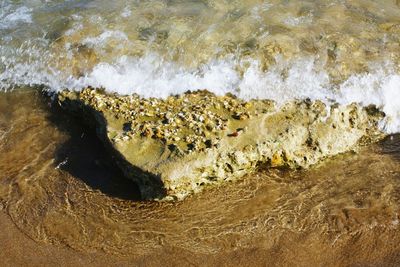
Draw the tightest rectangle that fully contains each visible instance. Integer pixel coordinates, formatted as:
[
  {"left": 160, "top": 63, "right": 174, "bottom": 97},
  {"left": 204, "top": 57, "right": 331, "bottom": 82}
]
[
  {"left": 2, "top": 1, "right": 400, "bottom": 132},
  {"left": 1, "top": 89, "right": 400, "bottom": 260},
  {"left": 1, "top": 0, "right": 400, "bottom": 264},
  {"left": 0, "top": 5, "right": 395, "bottom": 100}
]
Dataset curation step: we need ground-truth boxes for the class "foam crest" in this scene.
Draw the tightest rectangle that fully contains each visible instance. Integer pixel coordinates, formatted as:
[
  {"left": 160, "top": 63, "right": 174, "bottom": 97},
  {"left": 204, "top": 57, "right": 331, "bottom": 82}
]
[
  {"left": 77, "top": 56, "right": 400, "bottom": 134},
  {"left": 1, "top": 45, "right": 400, "bottom": 133},
  {"left": 67, "top": 55, "right": 239, "bottom": 98},
  {"left": 338, "top": 71, "right": 400, "bottom": 134},
  {"left": 69, "top": 56, "right": 332, "bottom": 101},
  {"left": 237, "top": 58, "right": 333, "bottom": 103}
]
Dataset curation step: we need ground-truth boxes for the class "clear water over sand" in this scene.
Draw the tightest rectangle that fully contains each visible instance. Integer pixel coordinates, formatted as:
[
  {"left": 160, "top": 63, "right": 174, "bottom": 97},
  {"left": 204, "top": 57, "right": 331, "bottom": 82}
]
[
  {"left": 0, "top": 89, "right": 400, "bottom": 265},
  {"left": 1, "top": 0, "right": 400, "bottom": 132},
  {"left": 1, "top": 1, "right": 400, "bottom": 265}
]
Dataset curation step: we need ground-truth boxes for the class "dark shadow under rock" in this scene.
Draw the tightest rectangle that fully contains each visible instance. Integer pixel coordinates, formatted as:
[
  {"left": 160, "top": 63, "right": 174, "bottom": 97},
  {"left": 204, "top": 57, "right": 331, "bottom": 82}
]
[
  {"left": 44, "top": 93, "right": 144, "bottom": 201},
  {"left": 377, "top": 134, "right": 400, "bottom": 161},
  {"left": 50, "top": 94, "right": 166, "bottom": 200}
]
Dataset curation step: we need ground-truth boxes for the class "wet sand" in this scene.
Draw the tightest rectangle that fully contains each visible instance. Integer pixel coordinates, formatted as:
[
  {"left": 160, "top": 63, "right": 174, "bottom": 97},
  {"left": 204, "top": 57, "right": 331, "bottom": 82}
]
[
  {"left": 2, "top": 210, "right": 400, "bottom": 266},
  {"left": 1, "top": 90, "right": 400, "bottom": 266}
]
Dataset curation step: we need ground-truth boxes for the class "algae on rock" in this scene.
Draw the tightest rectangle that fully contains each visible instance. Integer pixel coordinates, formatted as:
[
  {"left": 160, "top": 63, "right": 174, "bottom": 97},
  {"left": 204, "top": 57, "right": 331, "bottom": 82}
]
[{"left": 58, "top": 88, "right": 384, "bottom": 200}]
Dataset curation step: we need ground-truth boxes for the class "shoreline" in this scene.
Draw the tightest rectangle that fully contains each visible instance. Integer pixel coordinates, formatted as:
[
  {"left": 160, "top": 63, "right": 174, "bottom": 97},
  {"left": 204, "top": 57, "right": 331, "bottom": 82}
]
[
  {"left": 1, "top": 0, "right": 400, "bottom": 264},
  {"left": 1, "top": 89, "right": 400, "bottom": 265}
]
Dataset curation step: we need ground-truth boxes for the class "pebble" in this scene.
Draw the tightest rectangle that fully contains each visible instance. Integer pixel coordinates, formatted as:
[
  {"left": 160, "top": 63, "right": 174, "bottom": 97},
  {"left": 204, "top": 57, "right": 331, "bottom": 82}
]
[{"left": 74, "top": 88, "right": 269, "bottom": 154}]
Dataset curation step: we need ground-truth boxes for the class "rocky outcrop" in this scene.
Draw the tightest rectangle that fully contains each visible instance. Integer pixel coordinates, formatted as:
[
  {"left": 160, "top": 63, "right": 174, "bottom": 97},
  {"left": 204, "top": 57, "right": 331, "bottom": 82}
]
[{"left": 58, "top": 88, "right": 385, "bottom": 200}]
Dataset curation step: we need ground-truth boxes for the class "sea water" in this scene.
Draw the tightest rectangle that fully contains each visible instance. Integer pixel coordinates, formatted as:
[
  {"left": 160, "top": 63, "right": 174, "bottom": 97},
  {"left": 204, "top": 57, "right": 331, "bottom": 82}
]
[
  {"left": 1, "top": 0, "right": 400, "bottom": 131},
  {"left": 1, "top": 0, "right": 400, "bottom": 263}
]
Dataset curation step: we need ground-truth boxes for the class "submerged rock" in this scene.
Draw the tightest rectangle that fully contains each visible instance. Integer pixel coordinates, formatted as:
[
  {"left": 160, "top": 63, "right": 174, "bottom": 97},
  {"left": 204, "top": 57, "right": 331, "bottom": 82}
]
[{"left": 58, "top": 88, "right": 385, "bottom": 200}]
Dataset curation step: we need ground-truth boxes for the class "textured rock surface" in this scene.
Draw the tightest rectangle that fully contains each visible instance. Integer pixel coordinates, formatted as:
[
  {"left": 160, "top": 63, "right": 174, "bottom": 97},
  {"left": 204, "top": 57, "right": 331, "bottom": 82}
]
[{"left": 58, "top": 88, "right": 385, "bottom": 200}]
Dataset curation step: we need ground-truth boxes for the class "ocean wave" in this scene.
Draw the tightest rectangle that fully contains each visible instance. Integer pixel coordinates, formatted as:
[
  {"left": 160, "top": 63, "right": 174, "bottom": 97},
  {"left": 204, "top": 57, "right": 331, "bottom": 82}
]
[{"left": 1, "top": 47, "right": 399, "bottom": 133}]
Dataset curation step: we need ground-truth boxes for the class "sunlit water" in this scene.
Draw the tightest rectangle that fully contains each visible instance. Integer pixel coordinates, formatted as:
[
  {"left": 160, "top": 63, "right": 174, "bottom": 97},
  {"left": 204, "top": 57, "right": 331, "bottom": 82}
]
[
  {"left": 0, "top": 89, "right": 400, "bottom": 257},
  {"left": 1, "top": 0, "right": 400, "bottom": 260},
  {"left": 1, "top": 0, "right": 400, "bottom": 131}
]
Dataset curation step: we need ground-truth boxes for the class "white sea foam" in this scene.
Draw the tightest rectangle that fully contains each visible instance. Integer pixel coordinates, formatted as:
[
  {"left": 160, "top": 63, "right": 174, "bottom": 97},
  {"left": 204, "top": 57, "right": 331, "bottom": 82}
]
[
  {"left": 0, "top": 6, "right": 32, "bottom": 30},
  {"left": 1, "top": 45, "right": 400, "bottom": 133},
  {"left": 73, "top": 55, "right": 241, "bottom": 98},
  {"left": 82, "top": 30, "right": 129, "bottom": 47},
  {"left": 338, "top": 71, "right": 400, "bottom": 133},
  {"left": 73, "top": 56, "right": 400, "bottom": 134},
  {"left": 66, "top": 55, "right": 332, "bottom": 102},
  {"left": 237, "top": 58, "right": 333, "bottom": 102}
]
